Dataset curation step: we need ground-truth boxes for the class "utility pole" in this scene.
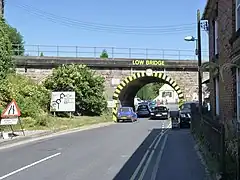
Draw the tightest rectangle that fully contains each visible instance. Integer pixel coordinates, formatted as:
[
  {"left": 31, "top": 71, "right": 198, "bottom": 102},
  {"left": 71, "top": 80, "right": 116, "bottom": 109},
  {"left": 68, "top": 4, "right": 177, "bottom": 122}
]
[
  {"left": 0, "top": 0, "right": 4, "bottom": 17},
  {"left": 197, "top": 9, "right": 202, "bottom": 116}
]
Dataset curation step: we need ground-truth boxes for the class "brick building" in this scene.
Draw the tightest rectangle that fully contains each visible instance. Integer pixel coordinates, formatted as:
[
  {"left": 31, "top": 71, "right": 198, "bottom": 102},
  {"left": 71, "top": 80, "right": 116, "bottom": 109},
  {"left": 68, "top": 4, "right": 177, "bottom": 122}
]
[{"left": 202, "top": 0, "right": 240, "bottom": 124}]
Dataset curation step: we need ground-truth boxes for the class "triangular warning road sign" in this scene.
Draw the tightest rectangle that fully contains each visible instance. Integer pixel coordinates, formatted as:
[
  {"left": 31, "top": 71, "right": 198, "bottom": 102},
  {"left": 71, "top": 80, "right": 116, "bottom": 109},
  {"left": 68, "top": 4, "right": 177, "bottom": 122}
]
[{"left": 1, "top": 99, "right": 21, "bottom": 117}]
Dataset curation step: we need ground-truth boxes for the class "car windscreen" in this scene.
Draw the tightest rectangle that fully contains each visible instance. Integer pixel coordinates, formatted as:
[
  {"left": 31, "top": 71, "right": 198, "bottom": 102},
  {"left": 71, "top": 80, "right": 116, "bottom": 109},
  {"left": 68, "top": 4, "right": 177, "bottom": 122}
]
[
  {"left": 181, "top": 103, "right": 191, "bottom": 109},
  {"left": 154, "top": 106, "right": 167, "bottom": 111},
  {"left": 137, "top": 105, "right": 148, "bottom": 111},
  {"left": 119, "top": 107, "right": 131, "bottom": 112}
]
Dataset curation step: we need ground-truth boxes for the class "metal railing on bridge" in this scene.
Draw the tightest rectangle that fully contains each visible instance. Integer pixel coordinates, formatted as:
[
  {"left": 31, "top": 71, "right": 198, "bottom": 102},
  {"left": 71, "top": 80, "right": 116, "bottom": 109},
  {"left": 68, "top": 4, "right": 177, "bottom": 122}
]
[{"left": 13, "top": 44, "right": 209, "bottom": 60}]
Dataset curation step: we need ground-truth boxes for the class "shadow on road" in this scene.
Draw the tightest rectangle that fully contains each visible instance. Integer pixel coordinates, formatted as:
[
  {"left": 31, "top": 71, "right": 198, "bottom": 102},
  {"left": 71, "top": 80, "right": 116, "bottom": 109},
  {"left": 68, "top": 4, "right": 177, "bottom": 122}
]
[{"left": 113, "top": 128, "right": 168, "bottom": 180}]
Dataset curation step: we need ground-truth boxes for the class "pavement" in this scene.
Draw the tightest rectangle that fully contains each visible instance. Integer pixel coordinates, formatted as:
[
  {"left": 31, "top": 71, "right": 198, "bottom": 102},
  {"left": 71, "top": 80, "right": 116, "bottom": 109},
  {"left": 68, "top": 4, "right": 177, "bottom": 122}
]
[{"left": 0, "top": 118, "right": 208, "bottom": 180}]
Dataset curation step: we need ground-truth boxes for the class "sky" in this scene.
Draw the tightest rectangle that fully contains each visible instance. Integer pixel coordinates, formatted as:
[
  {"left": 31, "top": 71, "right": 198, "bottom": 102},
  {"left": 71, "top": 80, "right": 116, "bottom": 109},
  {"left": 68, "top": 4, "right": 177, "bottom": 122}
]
[{"left": 4, "top": 0, "right": 209, "bottom": 59}]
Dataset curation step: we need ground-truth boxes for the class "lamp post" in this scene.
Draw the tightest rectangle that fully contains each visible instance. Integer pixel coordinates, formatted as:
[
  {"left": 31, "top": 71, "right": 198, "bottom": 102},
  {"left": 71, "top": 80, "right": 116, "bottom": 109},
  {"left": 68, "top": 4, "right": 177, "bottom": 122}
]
[{"left": 184, "top": 9, "right": 202, "bottom": 117}]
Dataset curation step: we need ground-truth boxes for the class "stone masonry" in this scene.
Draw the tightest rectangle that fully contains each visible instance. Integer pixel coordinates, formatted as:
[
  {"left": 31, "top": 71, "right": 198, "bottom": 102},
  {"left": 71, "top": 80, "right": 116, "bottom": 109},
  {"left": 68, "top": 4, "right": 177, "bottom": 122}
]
[{"left": 16, "top": 67, "right": 209, "bottom": 101}]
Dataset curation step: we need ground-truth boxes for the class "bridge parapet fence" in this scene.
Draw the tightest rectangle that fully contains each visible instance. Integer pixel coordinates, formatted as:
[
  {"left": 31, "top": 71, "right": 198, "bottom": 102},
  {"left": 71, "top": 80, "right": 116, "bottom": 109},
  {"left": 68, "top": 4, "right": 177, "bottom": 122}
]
[{"left": 13, "top": 44, "right": 209, "bottom": 60}]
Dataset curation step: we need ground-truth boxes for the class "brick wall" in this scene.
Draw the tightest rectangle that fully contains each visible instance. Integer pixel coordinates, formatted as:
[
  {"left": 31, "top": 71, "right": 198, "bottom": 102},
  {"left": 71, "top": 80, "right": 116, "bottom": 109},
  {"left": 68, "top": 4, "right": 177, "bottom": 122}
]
[
  {"left": 205, "top": 0, "right": 237, "bottom": 121},
  {"left": 16, "top": 67, "right": 208, "bottom": 101}
]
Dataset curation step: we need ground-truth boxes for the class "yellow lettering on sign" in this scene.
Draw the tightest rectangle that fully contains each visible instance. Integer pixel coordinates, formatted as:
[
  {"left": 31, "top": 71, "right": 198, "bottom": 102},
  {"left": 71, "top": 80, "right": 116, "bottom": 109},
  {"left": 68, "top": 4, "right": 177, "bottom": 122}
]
[
  {"left": 132, "top": 60, "right": 144, "bottom": 65},
  {"left": 132, "top": 60, "right": 165, "bottom": 66}
]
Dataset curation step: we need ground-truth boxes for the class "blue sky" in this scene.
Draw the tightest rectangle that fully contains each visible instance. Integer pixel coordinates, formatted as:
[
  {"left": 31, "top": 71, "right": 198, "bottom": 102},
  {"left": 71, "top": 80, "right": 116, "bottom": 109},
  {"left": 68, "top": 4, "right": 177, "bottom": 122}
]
[{"left": 5, "top": 0, "right": 209, "bottom": 59}]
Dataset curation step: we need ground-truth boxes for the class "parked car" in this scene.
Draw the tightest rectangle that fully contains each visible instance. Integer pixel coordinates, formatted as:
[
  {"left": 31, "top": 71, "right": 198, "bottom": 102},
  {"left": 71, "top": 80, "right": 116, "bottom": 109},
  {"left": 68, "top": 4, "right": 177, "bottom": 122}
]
[
  {"left": 136, "top": 104, "right": 151, "bottom": 118},
  {"left": 179, "top": 101, "right": 199, "bottom": 128},
  {"left": 150, "top": 106, "right": 170, "bottom": 120},
  {"left": 117, "top": 107, "right": 137, "bottom": 122}
]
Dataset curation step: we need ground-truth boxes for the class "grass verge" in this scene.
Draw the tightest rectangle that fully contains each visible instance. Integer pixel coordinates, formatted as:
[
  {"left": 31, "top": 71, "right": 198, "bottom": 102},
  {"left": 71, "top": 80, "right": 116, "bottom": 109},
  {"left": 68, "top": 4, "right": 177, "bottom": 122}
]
[
  {"left": 1, "top": 113, "right": 113, "bottom": 133},
  {"left": 192, "top": 133, "right": 220, "bottom": 180}
]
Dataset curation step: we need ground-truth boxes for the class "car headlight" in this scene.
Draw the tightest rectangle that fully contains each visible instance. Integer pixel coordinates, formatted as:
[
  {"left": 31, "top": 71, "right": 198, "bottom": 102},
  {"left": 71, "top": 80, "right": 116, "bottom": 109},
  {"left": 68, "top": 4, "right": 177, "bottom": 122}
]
[
  {"left": 162, "top": 112, "right": 167, "bottom": 115},
  {"left": 150, "top": 113, "right": 154, "bottom": 115},
  {"left": 187, "top": 113, "right": 191, "bottom": 118}
]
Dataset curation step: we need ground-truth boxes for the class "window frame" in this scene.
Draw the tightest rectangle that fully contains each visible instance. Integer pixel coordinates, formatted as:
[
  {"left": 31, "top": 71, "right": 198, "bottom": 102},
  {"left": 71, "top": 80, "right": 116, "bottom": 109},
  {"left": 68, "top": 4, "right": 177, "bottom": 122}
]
[
  {"left": 236, "top": 0, "right": 240, "bottom": 31},
  {"left": 214, "top": 77, "right": 220, "bottom": 115},
  {"left": 236, "top": 68, "right": 240, "bottom": 122}
]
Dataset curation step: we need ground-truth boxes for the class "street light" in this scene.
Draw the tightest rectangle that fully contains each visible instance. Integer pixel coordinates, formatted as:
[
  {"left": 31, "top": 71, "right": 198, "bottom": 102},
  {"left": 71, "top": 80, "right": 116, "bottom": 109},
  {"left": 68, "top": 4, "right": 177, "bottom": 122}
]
[
  {"left": 184, "top": 9, "right": 202, "bottom": 118},
  {"left": 184, "top": 36, "right": 198, "bottom": 55}
]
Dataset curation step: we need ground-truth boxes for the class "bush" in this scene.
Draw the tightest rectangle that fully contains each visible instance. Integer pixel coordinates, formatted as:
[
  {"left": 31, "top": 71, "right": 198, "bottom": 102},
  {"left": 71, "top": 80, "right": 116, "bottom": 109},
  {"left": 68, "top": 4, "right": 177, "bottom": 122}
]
[
  {"left": 0, "top": 19, "right": 15, "bottom": 79},
  {"left": 44, "top": 64, "right": 107, "bottom": 116},
  {"left": 0, "top": 74, "right": 50, "bottom": 118}
]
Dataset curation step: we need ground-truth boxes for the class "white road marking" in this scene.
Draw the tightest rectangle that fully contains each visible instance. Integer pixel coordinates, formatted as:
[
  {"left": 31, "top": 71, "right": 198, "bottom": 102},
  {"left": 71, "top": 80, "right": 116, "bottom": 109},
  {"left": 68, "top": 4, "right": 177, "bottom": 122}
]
[
  {"left": 151, "top": 134, "right": 168, "bottom": 180},
  {"left": 138, "top": 133, "right": 164, "bottom": 180},
  {"left": 130, "top": 123, "right": 171, "bottom": 180},
  {"left": 129, "top": 132, "right": 162, "bottom": 180},
  {"left": 0, "top": 152, "right": 61, "bottom": 179}
]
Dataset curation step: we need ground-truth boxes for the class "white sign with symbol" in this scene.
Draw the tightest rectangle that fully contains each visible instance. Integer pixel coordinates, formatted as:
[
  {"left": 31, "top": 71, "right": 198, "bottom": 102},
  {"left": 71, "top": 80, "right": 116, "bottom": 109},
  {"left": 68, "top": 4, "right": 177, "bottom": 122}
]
[{"left": 50, "top": 92, "right": 76, "bottom": 112}]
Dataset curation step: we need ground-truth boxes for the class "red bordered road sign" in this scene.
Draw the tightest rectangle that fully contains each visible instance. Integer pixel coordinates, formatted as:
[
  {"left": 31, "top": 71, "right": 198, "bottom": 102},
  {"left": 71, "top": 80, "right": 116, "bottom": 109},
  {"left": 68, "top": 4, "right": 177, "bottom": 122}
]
[{"left": 1, "top": 99, "right": 21, "bottom": 118}]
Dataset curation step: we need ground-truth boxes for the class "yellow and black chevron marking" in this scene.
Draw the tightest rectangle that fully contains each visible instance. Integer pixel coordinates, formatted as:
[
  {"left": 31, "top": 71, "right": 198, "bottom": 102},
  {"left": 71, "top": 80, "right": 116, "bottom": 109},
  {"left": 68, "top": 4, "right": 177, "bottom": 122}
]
[{"left": 112, "top": 72, "right": 184, "bottom": 121}]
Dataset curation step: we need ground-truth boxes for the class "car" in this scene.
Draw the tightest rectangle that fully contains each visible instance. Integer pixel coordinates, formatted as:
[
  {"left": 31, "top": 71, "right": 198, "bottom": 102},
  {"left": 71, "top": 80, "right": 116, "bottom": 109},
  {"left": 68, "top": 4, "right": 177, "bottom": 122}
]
[
  {"left": 150, "top": 106, "right": 170, "bottom": 120},
  {"left": 136, "top": 104, "right": 151, "bottom": 118},
  {"left": 149, "top": 101, "right": 156, "bottom": 111},
  {"left": 179, "top": 101, "right": 199, "bottom": 128},
  {"left": 117, "top": 107, "right": 137, "bottom": 122}
]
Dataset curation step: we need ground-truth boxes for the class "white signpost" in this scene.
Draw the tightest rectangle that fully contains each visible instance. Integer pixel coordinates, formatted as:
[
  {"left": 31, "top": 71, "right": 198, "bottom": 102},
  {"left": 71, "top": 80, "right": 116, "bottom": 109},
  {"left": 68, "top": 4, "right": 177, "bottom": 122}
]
[{"left": 50, "top": 92, "right": 76, "bottom": 115}]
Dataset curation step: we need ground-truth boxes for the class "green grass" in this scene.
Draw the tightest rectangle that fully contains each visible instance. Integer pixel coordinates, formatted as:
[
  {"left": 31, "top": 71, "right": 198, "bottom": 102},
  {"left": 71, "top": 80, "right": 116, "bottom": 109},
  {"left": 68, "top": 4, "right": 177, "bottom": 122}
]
[
  {"left": 1, "top": 114, "right": 113, "bottom": 132},
  {"left": 193, "top": 134, "right": 220, "bottom": 179}
]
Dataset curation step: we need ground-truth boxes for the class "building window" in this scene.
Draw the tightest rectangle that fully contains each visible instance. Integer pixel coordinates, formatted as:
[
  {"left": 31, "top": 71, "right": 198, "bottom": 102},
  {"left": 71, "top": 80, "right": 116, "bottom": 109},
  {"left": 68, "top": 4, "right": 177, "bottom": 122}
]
[
  {"left": 214, "top": 20, "right": 218, "bottom": 55},
  {"left": 214, "top": 77, "right": 220, "bottom": 115},
  {"left": 236, "top": 0, "right": 240, "bottom": 30},
  {"left": 237, "top": 68, "right": 240, "bottom": 121}
]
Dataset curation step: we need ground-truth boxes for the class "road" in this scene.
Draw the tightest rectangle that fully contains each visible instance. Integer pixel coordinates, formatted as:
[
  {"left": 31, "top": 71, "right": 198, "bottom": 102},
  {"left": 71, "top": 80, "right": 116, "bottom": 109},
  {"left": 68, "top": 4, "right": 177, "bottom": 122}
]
[{"left": 0, "top": 119, "right": 207, "bottom": 180}]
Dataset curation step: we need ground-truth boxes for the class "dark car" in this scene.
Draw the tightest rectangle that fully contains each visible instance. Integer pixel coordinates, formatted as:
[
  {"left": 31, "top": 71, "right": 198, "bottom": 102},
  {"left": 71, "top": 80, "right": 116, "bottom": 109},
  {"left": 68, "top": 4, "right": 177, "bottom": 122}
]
[
  {"left": 150, "top": 106, "right": 169, "bottom": 120},
  {"left": 179, "top": 101, "right": 199, "bottom": 128},
  {"left": 117, "top": 107, "right": 137, "bottom": 122},
  {"left": 136, "top": 104, "right": 151, "bottom": 117}
]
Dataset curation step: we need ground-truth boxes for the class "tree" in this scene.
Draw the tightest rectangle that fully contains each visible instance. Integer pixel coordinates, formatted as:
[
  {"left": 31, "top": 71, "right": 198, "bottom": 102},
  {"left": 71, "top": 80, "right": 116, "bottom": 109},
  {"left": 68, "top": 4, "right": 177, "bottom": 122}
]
[
  {"left": 40, "top": 52, "right": 44, "bottom": 56},
  {"left": 0, "top": 18, "right": 15, "bottom": 79},
  {"left": 100, "top": 49, "right": 109, "bottom": 58},
  {"left": 136, "top": 83, "right": 164, "bottom": 100},
  {"left": 4, "top": 21, "right": 25, "bottom": 56},
  {"left": 44, "top": 64, "right": 107, "bottom": 116}
]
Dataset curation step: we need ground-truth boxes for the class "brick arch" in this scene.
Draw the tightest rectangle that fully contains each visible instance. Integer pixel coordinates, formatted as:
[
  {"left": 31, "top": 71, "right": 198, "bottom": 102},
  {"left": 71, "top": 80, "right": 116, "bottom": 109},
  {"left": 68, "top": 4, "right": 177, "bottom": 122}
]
[{"left": 112, "top": 72, "right": 184, "bottom": 121}]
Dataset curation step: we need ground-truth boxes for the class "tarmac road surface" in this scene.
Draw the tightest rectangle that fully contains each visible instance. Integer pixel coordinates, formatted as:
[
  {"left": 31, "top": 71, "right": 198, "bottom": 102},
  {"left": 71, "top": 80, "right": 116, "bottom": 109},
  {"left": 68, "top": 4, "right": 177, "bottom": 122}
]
[{"left": 0, "top": 119, "right": 207, "bottom": 180}]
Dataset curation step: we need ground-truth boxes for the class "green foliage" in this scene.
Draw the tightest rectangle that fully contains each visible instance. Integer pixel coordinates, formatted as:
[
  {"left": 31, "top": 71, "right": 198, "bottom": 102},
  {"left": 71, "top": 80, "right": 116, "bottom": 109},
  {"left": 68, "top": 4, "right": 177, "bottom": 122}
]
[
  {"left": 44, "top": 64, "right": 107, "bottom": 116},
  {"left": 40, "top": 52, "right": 44, "bottom": 56},
  {"left": 137, "top": 83, "right": 163, "bottom": 100},
  {"left": 0, "top": 19, "right": 15, "bottom": 79},
  {"left": 0, "top": 18, "right": 25, "bottom": 56},
  {"left": 100, "top": 49, "right": 109, "bottom": 58},
  {"left": 0, "top": 74, "right": 50, "bottom": 118}
]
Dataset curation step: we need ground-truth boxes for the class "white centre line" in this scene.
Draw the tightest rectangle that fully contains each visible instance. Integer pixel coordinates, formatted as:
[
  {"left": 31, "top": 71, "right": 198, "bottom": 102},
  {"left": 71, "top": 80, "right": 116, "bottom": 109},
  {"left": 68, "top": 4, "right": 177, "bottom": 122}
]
[
  {"left": 0, "top": 152, "right": 61, "bottom": 180},
  {"left": 151, "top": 134, "right": 168, "bottom": 180}
]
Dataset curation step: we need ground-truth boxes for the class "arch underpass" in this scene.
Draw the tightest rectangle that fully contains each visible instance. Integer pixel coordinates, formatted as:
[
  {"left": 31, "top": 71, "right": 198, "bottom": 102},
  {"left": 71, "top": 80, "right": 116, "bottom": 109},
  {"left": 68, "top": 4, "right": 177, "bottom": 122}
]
[{"left": 112, "top": 71, "right": 184, "bottom": 121}]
